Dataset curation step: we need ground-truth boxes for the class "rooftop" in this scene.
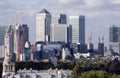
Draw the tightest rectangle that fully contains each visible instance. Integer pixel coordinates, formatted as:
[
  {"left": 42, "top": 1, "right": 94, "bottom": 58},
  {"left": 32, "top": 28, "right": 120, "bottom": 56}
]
[{"left": 38, "top": 9, "right": 50, "bottom": 14}]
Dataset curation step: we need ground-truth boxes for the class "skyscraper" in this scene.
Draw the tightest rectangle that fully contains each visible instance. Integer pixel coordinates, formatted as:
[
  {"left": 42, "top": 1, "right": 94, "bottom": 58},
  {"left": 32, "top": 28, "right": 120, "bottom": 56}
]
[
  {"left": 0, "top": 26, "right": 8, "bottom": 45},
  {"left": 51, "top": 14, "right": 68, "bottom": 43},
  {"left": 0, "top": 26, "right": 8, "bottom": 58},
  {"left": 36, "top": 9, "right": 51, "bottom": 42},
  {"left": 8, "top": 24, "right": 29, "bottom": 61},
  {"left": 51, "top": 24, "right": 68, "bottom": 43},
  {"left": 69, "top": 16, "right": 85, "bottom": 44},
  {"left": 51, "top": 14, "right": 67, "bottom": 24},
  {"left": 109, "top": 25, "right": 120, "bottom": 42},
  {"left": 109, "top": 25, "right": 120, "bottom": 55}
]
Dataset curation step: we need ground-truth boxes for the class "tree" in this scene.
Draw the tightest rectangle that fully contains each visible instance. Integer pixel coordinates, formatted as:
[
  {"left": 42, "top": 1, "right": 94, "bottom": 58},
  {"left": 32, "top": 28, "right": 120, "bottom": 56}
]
[{"left": 71, "top": 63, "right": 80, "bottom": 78}]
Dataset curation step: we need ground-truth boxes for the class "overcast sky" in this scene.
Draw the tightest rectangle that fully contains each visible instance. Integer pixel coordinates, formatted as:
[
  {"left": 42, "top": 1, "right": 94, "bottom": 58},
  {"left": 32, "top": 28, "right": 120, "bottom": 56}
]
[{"left": 0, "top": 0, "right": 120, "bottom": 48}]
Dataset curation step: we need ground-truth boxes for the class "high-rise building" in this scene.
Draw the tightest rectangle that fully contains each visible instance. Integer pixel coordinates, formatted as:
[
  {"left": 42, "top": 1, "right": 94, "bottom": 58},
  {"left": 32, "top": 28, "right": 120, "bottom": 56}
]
[
  {"left": 0, "top": 26, "right": 8, "bottom": 58},
  {"left": 36, "top": 9, "right": 51, "bottom": 42},
  {"left": 69, "top": 16, "right": 85, "bottom": 44},
  {"left": 0, "top": 26, "right": 8, "bottom": 45},
  {"left": 109, "top": 25, "right": 120, "bottom": 42},
  {"left": 51, "top": 24, "right": 68, "bottom": 43},
  {"left": 109, "top": 25, "right": 120, "bottom": 55},
  {"left": 51, "top": 14, "right": 68, "bottom": 43},
  {"left": 8, "top": 24, "right": 29, "bottom": 61},
  {"left": 51, "top": 14, "right": 67, "bottom": 24},
  {"left": 98, "top": 43, "right": 104, "bottom": 56}
]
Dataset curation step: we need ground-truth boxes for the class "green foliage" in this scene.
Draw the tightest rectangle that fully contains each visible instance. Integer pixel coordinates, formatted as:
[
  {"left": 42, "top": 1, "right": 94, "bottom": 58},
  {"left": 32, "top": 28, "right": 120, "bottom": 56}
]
[
  {"left": 57, "top": 61, "right": 74, "bottom": 70},
  {"left": 15, "top": 61, "right": 54, "bottom": 71},
  {"left": 71, "top": 63, "right": 80, "bottom": 78},
  {"left": 0, "top": 58, "right": 120, "bottom": 78},
  {"left": 81, "top": 70, "right": 120, "bottom": 78}
]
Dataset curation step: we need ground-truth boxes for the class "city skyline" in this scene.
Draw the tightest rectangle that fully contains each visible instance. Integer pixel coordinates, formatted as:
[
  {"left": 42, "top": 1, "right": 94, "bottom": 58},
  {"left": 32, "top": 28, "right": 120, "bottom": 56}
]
[{"left": 0, "top": 0, "right": 120, "bottom": 48}]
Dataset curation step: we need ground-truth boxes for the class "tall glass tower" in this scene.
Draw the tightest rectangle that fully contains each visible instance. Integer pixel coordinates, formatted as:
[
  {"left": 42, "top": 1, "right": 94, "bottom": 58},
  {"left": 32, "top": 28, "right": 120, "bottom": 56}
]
[
  {"left": 36, "top": 9, "right": 51, "bottom": 42},
  {"left": 109, "top": 25, "right": 120, "bottom": 55},
  {"left": 69, "top": 16, "right": 85, "bottom": 44},
  {"left": 109, "top": 26, "right": 120, "bottom": 42}
]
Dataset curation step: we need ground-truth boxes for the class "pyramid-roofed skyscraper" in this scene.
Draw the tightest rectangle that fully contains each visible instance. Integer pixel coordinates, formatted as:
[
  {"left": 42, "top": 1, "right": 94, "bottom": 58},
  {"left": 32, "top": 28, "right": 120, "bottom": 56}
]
[{"left": 36, "top": 9, "right": 51, "bottom": 42}]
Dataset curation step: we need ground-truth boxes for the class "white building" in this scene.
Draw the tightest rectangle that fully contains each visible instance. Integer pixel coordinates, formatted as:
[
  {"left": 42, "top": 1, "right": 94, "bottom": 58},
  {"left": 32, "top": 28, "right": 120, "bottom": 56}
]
[
  {"left": 69, "top": 16, "right": 85, "bottom": 44},
  {"left": 2, "top": 32, "right": 15, "bottom": 78},
  {"left": 74, "top": 53, "right": 90, "bottom": 59},
  {"left": 7, "top": 68, "right": 71, "bottom": 78},
  {"left": 36, "top": 9, "right": 51, "bottom": 42},
  {"left": 62, "top": 48, "right": 71, "bottom": 60}
]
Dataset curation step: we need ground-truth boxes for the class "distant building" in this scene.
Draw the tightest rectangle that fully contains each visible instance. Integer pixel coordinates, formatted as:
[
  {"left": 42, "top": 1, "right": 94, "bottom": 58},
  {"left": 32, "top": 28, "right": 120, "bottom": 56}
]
[
  {"left": 2, "top": 33, "right": 70, "bottom": 78},
  {"left": 0, "top": 26, "right": 8, "bottom": 58},
  {"left": 51, "top": 24, "right": 68, "bottom": 43},
  {"left": 69, "top": 16, "right": 85, "bottom": 44},
  {"left": 0, "top": 26, "right": 8, "bottom": 45},
  {"left": 98, "top": 43, "right": 104, "bottom": 56},
  {"left": 67, "top": 25, "right": 72, "bottom": 43},
  {"left": 7, "top": 68, "right": 71, "bottom": 78},
  {"left": 41, "top": 43, "right": 62, "bottom": 59},
  {"left": 36, "top": 9, "right": 51, "bottom": 42},
  {"left": 109, "top": 25, "right": 120, "bottom": 55},
  {"left": 62, "top": 47, "right": 71, "bottom": 60},
  {"left": 51, "top": 14, "right": 67, "bottom": 24},
  {"left": 6, "top": 24, "right": 29, "bottom": 61},
  {"left": 0, "top": 45, "right": 4, "bottom": 58},
  {"left": 51, "top": 14, "right": 68, "bottom": 43},
  {"left": 2, "top": 32, "right": 15, "bottom": 78},
  {"left": 72, "top": 43, "right": 87, "bottom": 53},
  {"left": 109, "top": 25, "right": 120, "bottom": 42}
]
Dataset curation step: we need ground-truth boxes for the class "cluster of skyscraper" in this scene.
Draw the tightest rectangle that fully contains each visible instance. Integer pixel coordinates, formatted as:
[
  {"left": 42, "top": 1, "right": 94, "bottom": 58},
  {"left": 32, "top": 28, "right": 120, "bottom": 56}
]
[
  {"left": 1, "top": 24, "right": 29, "bottom": 61},
  {"left": 36, "top": 9, "right": 85, "bottom": 44}
]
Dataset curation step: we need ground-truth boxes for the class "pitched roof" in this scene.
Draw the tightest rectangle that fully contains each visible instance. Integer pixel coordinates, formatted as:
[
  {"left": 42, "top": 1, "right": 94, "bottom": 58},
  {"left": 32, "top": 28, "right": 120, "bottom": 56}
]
[{"left": 39, "top": 9, "right": 50, "bottom": 14}]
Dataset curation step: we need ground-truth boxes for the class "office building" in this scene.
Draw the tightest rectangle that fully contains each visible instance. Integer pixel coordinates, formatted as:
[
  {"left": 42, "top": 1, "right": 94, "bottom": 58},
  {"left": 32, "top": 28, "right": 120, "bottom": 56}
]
[
  {"left": 67, "top": 25, "right": 72, "bottom": 43},
  {"left": 69, "top": 16, "right": 85, "bottom": 44},
  {"left": 109, "top": 25, "right": 120, "bottom": 55},
  {"left": 0, "top": 26, "right": 8, "bottom": 45},
  {"left": 7, "top": 24, "right": 29, "bottom": 61},
  {"left": 98, "top": 43, "right": 104, "bottom": 56},
  {"left": 51, "top": 24, "right": 68, "bottom": 43},
  {"left": 51, "top": 14, "right": 67, "bottom": 24},
  {"left": 36, "top": 9, "right": 51, "bottom": 42},
  {"left": 0, "top": 26, "right": 8, "bottom": 58},
  {"left": 109, "top": 25, "right": 120, "bottom": 42},
  {"left": 51, "top": 14, "right": 68, "bottom": 43}
]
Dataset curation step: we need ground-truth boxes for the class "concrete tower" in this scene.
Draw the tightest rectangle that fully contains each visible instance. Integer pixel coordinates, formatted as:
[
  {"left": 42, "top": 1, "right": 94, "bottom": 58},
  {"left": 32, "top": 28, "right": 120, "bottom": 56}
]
[{"left": 36, "top": 9, "right": 51, "bottom": 42}]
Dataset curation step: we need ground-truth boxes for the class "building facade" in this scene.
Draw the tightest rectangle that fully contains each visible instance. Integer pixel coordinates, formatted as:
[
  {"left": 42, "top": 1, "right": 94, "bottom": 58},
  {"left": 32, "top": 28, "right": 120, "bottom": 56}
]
[
  {"left": 51, "top": 14, "right": 68, "bottom": 43},
  {"left": 36, "top": 9, "right": 51, "bottom": 42},
  {"left": 69, "top": 16, "right": 85, "bottom": 44},
  {"left": 51, "top": 24, "right": 68, "bottom": 43},
  {"left": 0, "top": 26, "right": 8, "bottom": 45},
  {"left": 109, "top": 25, "right": 120, "bottom": 55},
  {"left": 0, "top": 26, "right": 8, "bottom": 58},
  {"left": 51, "top": 14, "right": 67, "bottom": 24}
]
